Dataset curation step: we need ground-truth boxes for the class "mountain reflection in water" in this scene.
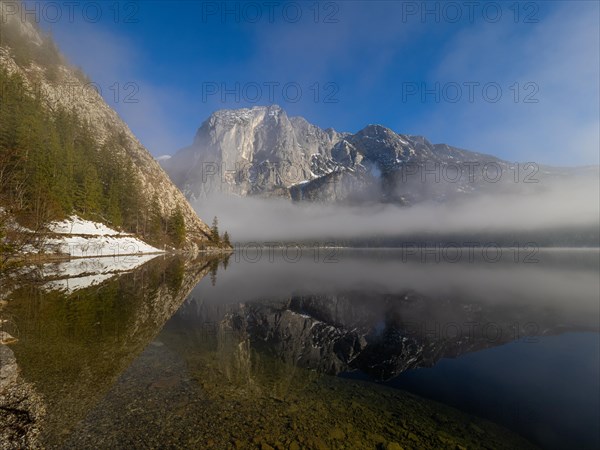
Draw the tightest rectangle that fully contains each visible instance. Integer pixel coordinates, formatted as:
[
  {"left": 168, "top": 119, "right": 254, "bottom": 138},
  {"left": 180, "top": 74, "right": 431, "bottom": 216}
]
[{"left": 1, "top": 249, "right": 597, "bottom": 449}]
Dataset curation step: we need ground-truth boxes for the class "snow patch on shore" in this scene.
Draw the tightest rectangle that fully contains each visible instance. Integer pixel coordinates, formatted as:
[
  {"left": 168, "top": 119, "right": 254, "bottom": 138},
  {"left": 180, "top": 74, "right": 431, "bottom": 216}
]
[
  {"left": 43, "top": 216, "right": 162, "bottom": 257},
  {"left": 48, "top": 216, "right": 124, "bottom": 236}
]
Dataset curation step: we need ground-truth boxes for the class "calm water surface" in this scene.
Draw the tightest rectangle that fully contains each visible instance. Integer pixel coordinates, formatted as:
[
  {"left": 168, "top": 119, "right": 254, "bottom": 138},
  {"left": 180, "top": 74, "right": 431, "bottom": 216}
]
[{"left": 1, "top": 250, "right": 598, "bottom": 449}]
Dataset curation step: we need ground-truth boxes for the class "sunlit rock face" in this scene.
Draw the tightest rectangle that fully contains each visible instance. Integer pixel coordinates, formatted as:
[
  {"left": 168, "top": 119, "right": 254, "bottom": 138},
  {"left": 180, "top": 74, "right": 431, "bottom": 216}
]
[
  {"left": 165, "top": 105, "right": 589, "bottom": 204},
  {"left": 164, "top": 105, "right": 347, "bottom": 199}
]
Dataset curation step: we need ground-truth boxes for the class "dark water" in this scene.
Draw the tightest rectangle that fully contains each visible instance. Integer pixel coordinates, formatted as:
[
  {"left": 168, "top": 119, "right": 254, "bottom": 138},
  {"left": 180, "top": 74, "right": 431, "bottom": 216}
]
[
  {"left": 1, "top": 249, "right": 598, "bottom": 449},
  {"left": 386, "top": 332, "right": 600, "bottom": 450}
]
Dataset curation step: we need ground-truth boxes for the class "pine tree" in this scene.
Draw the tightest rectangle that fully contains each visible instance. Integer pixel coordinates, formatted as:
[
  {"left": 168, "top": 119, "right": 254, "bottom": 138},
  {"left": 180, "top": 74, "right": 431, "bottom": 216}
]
[
  {"left": 169, "top": 207, "right": 186, "bottom": 248},
  {"left": 222, "top": 231, "right": 231, "bottom": 247},
  {"left": 148, "top": 194, "right": 164, "bottom": 243},
  {"left": 121, "top": 160, "right": 142, "bottom": 233},
  {"left": 106, "top": 182, "right": 123, "bottom": 227},
  {"left": 74, "top": 164, "right": 102, "bottom": 216},
  {"left": 211, "top": 216, "right": 220, "bottom": 244}
]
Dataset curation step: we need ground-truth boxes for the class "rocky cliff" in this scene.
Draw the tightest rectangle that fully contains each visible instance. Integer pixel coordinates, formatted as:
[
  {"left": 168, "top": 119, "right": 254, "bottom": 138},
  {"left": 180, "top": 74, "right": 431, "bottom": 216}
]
[{"left": 163, "top": 105, "right": 348, "bottom": 199}]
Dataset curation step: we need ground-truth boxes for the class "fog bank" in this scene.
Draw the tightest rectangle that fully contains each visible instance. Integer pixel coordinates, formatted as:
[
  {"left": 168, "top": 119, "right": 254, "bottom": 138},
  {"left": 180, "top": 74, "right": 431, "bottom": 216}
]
[{"left": 193, "top": 171, "right": 599, "bottom": 242}]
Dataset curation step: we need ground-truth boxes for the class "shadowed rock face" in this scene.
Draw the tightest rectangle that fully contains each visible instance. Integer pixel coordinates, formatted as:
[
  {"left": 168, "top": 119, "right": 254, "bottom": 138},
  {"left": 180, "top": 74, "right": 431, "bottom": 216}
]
[
  {"left": 0, "top": 255, "right": 224, "bottom": 448},
  {"left": 164, "top": 106, "right": 595, "bottom": 204}
]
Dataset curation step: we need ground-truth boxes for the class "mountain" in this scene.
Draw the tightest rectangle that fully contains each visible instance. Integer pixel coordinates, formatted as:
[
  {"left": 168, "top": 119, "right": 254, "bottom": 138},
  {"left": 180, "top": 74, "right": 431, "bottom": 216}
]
[
  {"left": 163, "top": 105, "right": 347, "bottom": 200},
  {"left": 0, "top": 2, "right": 217, "bottom": 255},
  {"left": 163, "top": 105, "right": 592, "bottom": 205}
]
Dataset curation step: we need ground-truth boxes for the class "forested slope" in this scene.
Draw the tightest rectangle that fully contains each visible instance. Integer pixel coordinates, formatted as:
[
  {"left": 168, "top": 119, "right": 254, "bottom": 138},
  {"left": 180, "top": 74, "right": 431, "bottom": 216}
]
[{"left": 0, "top": 1, "right": 221, "bottom": 260}]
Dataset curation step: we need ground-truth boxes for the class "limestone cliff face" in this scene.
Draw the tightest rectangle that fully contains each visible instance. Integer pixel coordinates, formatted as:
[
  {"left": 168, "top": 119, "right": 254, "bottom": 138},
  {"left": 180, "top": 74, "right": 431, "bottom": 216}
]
[
  {"left": 164, "top": 105, "right": 347, "bottom": 199},
  {"left": 0, "top": 2, "right": 212, "bottom": 247}
]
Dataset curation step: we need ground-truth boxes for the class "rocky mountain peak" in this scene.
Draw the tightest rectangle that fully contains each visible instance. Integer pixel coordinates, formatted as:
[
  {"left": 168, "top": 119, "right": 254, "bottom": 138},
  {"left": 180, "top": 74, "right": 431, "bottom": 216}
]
[
  {"left": 343, "top": 124, "right": 418, "bottom": 168},
  {"left": 166, "top": 105, "right": 346, "bottom": 198},
  {"left": 356, "top": 124, "right": 395, "bottom": 137},
  {"left": 202, "top": 104, "right": 285, "bottom": 130}
]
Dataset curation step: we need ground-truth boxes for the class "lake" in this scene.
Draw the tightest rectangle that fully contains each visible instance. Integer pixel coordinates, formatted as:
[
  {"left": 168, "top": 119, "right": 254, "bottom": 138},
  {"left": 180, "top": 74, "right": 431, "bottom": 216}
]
[{"left": 1, "top": 248, "right": 598, "bottom": 449}]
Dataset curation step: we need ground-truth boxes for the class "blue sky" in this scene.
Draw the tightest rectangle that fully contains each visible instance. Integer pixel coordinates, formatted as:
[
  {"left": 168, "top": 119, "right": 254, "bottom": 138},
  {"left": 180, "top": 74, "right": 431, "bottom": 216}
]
[{"left": 33, "top": 0, "right": 599, "bottom": 165}]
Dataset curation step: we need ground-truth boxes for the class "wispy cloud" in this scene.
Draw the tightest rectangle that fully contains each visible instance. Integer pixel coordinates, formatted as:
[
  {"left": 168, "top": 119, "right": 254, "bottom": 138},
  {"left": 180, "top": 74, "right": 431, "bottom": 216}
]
[
  {"left": 49, "top": 20, "right": 193, "bottom": 155},
  {"left": 43, "top": 1, "right": 599, "bottom": 164},
  {"left": 415, "top": 1, "right": 600, "bottom": 165}
]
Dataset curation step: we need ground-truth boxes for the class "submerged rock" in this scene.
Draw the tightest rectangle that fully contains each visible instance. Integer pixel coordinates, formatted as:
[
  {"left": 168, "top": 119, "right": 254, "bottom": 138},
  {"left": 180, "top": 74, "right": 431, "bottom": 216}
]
[{"left": 0, "top": 331, "right": 17, "bottom": 345}]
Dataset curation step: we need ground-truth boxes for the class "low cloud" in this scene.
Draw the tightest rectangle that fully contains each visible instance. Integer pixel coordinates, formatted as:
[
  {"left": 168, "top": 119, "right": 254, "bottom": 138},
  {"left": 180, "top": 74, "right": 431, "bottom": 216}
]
[{"left": 193, "top": 169, "right": 599, "bottom": 242}]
